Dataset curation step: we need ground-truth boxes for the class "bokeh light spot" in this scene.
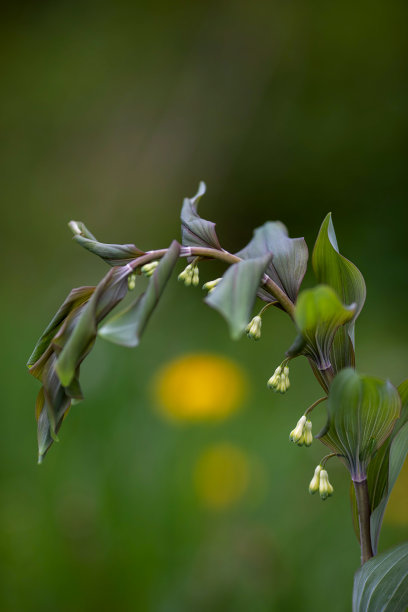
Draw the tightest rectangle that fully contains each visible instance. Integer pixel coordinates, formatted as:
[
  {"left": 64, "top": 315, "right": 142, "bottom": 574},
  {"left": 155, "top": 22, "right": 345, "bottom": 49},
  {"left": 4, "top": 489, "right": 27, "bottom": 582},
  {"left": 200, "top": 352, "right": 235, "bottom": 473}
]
[
  {"left": 194, "top": 443, "right": 250, "bottom": 510},
  {"left": 153, "top": 353, "right": 247, "bottom": 422}
]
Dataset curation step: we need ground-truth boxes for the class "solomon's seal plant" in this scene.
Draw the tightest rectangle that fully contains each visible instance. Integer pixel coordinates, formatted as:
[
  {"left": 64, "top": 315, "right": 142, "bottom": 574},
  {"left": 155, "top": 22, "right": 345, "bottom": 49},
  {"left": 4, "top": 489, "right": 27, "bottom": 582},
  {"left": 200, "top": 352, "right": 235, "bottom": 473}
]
[{"left": 27, "top": 182, "right": 408, "bottom": 611}]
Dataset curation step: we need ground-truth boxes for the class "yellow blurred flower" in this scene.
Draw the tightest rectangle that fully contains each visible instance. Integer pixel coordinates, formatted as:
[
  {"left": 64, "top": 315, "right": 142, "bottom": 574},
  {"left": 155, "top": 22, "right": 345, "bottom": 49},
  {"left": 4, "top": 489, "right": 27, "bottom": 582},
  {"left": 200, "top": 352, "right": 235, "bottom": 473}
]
[
  {"left": 194, "top": 443, "right": 250, "bottom": 510},
  {"left": 153, "top": 353, "right": 247, "bottom": 422}
]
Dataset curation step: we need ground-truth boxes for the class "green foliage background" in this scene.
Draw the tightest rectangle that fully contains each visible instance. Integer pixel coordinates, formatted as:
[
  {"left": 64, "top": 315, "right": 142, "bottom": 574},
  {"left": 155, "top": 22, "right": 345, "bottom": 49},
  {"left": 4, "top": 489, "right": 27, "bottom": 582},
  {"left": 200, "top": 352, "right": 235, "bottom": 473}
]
[{"left": 1, "top": 1, "right": 408, "bottom": 610}]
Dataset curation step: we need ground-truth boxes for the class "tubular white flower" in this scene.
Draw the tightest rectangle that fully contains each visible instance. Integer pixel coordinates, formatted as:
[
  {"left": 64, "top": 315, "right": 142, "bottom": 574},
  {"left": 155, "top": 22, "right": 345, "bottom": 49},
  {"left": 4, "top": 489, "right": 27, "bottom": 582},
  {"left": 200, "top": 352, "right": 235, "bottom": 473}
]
[
  {"left": 245, "top": 316, "right": 262, "bottom": 340},
  {"left": 319, "top": 469, "right": 334, "bottom": 500},
  {"left": 289, "top": 415, "right": 307, "bottom": 443},
  {"left": 302, "top": 420, "right": 313, "bottom": 447},
  {"left": 309, "top": 465, "right": 322, "bottom": 494}
]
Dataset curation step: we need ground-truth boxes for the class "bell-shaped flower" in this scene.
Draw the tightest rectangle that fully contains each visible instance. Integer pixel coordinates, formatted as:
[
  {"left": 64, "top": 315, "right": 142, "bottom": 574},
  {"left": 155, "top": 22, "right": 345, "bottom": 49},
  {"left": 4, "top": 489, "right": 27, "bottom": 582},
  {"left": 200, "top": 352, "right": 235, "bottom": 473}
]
[
  {"left": 289, "top": 415, "right": 306, "bottom": 444},
  {"left": 319, "top": 469, "right": 334, "bottom": 500},
  {"left": 309, "top": 464, "right": 322, "bottom": 494},
  {"left": 245, "top": 316, "right": 262, "bottom": 340}
]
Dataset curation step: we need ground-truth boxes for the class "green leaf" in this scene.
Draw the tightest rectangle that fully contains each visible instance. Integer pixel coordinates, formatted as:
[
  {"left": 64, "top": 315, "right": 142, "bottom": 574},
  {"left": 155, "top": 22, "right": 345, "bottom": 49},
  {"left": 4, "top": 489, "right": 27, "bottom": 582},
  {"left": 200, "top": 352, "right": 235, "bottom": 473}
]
[
  {"left": 236, "top": 221, "right": 308, "bottom": 303},
  {"left": 319, "top": 369, "right": 401, "bottom": 481},
  {"left": 294, "top": 285, "right": 356, "bottom": 371},
  {"left": 27, "top": 286, "right": 95, "bottom": 367},
  {"left": 98, "top": 241, "right": 180, "bottom": 347},
  {"left": 69, "top": 221, "right": 145, "bottom": 266},
  {"left": 353, "top": 542, "right": 408, "bottom": 612},
  {"left": 368, "top": 379, "right": 408, "bottom": 553},
  {"left": 55, "top": 265, "right": 130, "bottom": 386},
  {"left": 205, "top": 254, "right": 272, "bottom": 340},
  {"left": 180, "top": 182, "right": 222, "bottom": 250},
  {"left": 312, "top": 213, "right": 366, "bottom": 371}
]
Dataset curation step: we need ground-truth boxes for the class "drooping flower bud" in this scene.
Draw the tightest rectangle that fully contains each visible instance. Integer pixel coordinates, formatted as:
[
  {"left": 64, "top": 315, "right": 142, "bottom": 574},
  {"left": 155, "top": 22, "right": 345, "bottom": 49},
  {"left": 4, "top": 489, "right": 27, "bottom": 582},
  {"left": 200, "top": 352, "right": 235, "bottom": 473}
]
[
  {"left": 141, "top": 261, "right": 159, "bottom": 277},
  {"left": 245, "top": 316, "right": 262, "bottom": 340},
  {"left": 178, "top": 263, "right": 199, "bottom": 287},
  {"left": 302, "top": 420, "right": 313, "bottom": 447},
  {"left": 309, "top": 465, "right": 322, "bottom": 494},
  {"left": 192, "top": 266, "right": 200, "bottom": 287},
  {"left": 267, "top": 363, "right": 290, "bottom": 394},
  {"left": 319, "top": 469, "right": 334, "bottom": 500},
  {"left": 202, "top": 278, "right": 222, "bottom": 293},
  {"left": 289, "top": 415, "right": 307, "bottom": 444},
  {"left": 127, "top": 273, "right": 137, "bottom": 291}
]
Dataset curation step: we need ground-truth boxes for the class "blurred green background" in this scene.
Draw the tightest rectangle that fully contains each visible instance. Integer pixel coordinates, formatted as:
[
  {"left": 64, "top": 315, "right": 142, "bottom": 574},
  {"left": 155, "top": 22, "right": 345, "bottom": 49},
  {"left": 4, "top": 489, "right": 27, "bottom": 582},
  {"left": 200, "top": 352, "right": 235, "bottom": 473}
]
[{"left": 2, "top": 1, "right": 408, "bottom": 610}]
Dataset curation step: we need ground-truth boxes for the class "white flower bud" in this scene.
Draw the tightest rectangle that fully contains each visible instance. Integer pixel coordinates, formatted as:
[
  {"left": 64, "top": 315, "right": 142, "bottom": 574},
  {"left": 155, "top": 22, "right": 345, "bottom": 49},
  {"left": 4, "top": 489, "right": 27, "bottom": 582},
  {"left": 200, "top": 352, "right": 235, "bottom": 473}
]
[
  {"left": 309, "top": 465, "right": 322, "bottom": 494},
  {"left": 192, "top": 266, "right": 200, "bottom": 287},
  {"left": 141, "top": 261, "right": 159, "bottom": 277},
  {"left": 289, "top": 415, "right": 307, "bottom": 443},
  {"left": 127, "top": 273, "right": 136, "bottom": 291},
  {"left": 245, "top": 316, "right": 262, "bottom": 340},
  {"left": 302, "top": 420, "right": 313, "bottom": 447},
  {"left": 319, "top": 469, "right": 334, "bottom": 500},
  {"left": 202, "top": 278, "right": 222, "bottom": 293}
]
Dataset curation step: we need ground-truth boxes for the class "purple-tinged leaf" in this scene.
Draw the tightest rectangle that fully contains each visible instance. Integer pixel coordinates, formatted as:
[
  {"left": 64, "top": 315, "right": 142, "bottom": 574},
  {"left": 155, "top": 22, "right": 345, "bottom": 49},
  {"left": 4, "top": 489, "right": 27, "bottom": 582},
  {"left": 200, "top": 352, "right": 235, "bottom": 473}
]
[
  {"left": 205, "top": 254, "right": 272, "bottom": 340},
  {"left": 27, "top": 286, "right": 95, "bottom": 367},
  {"left": 237, "top": 221, "right": 308, "bottom": 304},
  {"left": 69, "top": 220, "right": 145, "bottom": 266},
  {"left": 98, "top": 241, "right": 180, "bottom": 347},
  {"left": 55, "top": 265, "right": 130, "bottom": 387},
  {"left": 180, "top": 182, "right": 222, "bottom": 251}
]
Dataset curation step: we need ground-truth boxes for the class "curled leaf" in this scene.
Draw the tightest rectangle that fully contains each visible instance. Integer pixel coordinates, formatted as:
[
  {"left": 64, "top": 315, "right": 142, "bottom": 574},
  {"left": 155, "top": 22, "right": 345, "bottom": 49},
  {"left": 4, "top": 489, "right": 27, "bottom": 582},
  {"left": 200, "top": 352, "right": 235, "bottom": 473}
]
[
  {"left": 294, "top": 285, "right": 356, "bottom": 371},
  {"left": 312, "top": 213, "right": 366, "bottom": 371},
  {"left": 98, "top": 241, "right": 180, "bottom": 347},
  {"left": 205, "top": 254, "right": 272, "bottom": 340},
  {"left": 180, "top": 182, "right": 222, "bottom": 251},
  {"left": 55, "top": 265, "right": 130, "bottom": 387},
  {"left": 237, "top": 221, "right": 308, "bottom": 304},
  {"left": 69, "top": 220, "right": 145, "bottom": 265}
]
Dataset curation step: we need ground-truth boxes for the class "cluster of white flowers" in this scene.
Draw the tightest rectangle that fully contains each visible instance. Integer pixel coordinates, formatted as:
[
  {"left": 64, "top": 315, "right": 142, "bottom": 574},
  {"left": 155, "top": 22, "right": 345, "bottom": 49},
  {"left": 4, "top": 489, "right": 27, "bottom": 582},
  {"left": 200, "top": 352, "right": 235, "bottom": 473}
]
[
  {"left": 309, "top": 465, "right": 334, "bottom": 500},
  {"left": 178, "top": 263, "right": 199, "bottom": 286},
  {"left": 289, "top": 416, "right": 313, "bottom": 447},
  {"left": 267, "top": 364, "right": 290, "bottom": 393}
]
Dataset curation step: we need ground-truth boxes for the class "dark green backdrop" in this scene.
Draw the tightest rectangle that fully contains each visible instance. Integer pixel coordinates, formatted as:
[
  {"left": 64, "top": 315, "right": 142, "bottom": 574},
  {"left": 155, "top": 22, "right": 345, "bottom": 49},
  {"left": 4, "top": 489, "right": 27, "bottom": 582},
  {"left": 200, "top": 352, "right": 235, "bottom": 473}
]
[{"left": 1, "top": 1, "right": 407, "bottom": 610}]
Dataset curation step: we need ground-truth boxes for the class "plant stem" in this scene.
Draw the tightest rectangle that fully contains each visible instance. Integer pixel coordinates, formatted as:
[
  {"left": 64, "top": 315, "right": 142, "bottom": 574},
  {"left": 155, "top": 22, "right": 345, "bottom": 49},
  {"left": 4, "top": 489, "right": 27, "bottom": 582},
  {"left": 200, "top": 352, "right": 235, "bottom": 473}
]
[
  {"left": 138, "top": 245, "right": 296, "bottom": 319},
  {"left": 353, "top": 479, "right": 374, "bottom": 565}
]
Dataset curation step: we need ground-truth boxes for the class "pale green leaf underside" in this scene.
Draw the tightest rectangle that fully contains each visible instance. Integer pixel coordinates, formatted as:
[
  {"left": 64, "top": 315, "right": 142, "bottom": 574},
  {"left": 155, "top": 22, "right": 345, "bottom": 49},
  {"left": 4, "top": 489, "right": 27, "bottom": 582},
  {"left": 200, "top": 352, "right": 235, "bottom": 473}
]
[
  {"left": 236, "top": 221, "right": 308, "bottom": 303},
  {"left": 98, "top": 241, "right": 180, "bottom": 347},
  {"left": 205, "top": 254, "right": 272, "bottom": 340},
  {"left": 353, "top": 542, "right": 408, "bottom": 612}
]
